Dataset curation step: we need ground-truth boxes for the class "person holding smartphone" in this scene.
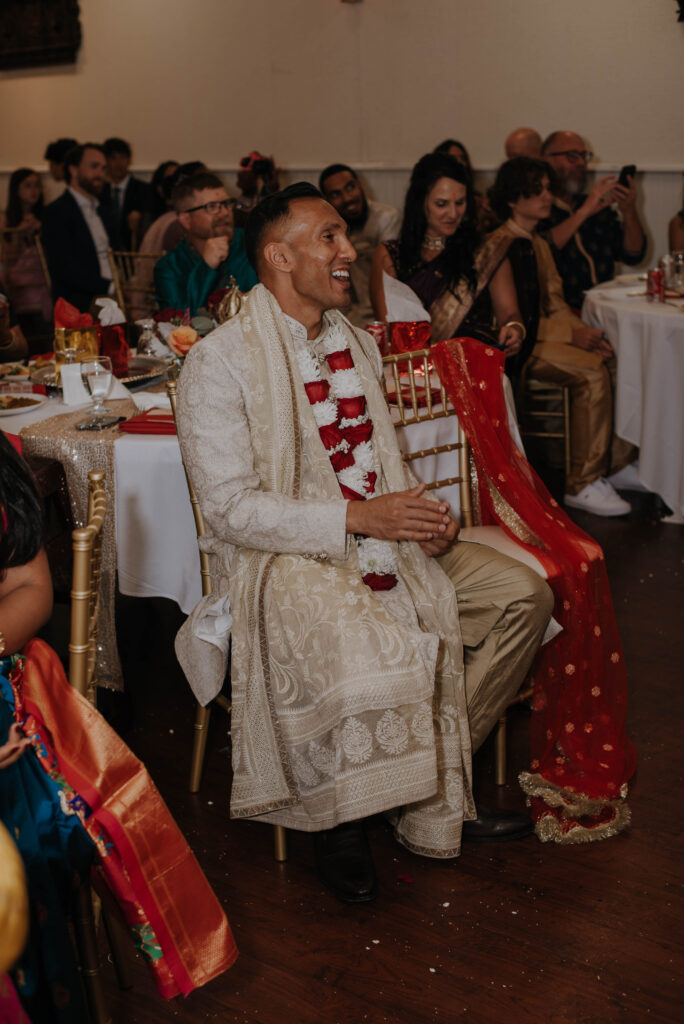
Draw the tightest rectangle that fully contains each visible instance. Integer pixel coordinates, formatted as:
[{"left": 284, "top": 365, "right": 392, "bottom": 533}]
[{"left": 538, "top": 131, "right": 646, "bottom": 309}]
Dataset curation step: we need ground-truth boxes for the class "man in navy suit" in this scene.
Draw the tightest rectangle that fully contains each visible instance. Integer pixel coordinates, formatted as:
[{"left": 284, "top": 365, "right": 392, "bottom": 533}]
[
  {"left": 41, "top": 143, "right": 116, "bottom": 313},
  {"left": 102, "top": 137, "right": 151, "bottom": 250}
]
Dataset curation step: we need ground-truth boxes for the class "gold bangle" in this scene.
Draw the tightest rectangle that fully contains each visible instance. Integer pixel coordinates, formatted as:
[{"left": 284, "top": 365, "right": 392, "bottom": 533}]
[
  {"left": 0, "top": 630, "right": 6, "bottom": 657},
  {"left": 504, "top": 320, "right": 527, "bottom": 342}
]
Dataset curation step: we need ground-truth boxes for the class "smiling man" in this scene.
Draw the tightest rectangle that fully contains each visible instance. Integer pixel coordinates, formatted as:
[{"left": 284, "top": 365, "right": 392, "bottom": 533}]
[
  {"left": 154, "top": 172, "right": 257, "bottom": 315},
  {"left": 319, "top": 163, "right": 401, "bottom": 326},
  {"left": 174, "top": 183, "right": 552, "bottom": 903}
]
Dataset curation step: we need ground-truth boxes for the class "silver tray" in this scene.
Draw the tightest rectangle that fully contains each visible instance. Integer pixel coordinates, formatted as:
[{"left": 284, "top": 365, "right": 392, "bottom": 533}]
[{"left": 31, "top": 356, "right": 170, "bottom": 390}]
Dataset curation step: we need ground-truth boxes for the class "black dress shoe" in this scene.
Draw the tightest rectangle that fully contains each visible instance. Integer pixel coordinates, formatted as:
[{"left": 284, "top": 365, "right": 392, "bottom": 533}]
[
  {"left": 315, "top": 822, "right": 377, "bottom": 903},
  {"left": 462, "top": 804, "right": 534, "bottom": 843}
]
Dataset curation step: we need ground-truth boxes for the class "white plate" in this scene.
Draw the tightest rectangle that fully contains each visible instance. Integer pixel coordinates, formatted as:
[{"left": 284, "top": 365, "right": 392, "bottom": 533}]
[
  {"left": 0, "top": 393, "right": 47, "bottom": 416},
  {"left": 614, "top": 273, "right": 641, "bottom": 286}
]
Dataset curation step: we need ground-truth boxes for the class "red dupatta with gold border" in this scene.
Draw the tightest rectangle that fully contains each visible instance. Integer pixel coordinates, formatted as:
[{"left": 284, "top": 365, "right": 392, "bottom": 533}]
[
  {"left": 10, "top": 639, "right": 237, "bottom": 998},
  {"left": 431, "top": 338, "right": 636, "bottom": 843}
]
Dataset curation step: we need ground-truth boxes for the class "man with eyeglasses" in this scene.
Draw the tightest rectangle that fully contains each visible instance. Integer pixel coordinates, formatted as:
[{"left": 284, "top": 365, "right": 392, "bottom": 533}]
[
  {"left": 154, "top": 172, "right": 257, "bottom": 315},
  {"left": 540, "top": 131, "right": 645, "bottom": 310}
]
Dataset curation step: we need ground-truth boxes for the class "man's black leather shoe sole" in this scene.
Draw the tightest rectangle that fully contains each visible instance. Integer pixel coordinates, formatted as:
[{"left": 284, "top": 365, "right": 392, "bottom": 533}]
[
  {"left": 315, "top": 822, "right": 377, "bottom": 903},
  {"left": 462, "top": 804, "right": 534, "bottom": 843}
]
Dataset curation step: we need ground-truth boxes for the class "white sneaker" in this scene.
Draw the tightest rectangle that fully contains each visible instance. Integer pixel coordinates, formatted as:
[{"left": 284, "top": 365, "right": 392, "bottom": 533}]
[
  {"left": 564, "top": 478, "right": 632, "bottom": 517},
  {"left": 606, "top": 461, "right": 650, "bottom": 493}
]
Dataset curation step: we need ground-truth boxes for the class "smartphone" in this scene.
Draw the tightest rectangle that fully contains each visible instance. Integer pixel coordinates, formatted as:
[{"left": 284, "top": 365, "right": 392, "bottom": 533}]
[{"left": 618, "top": 164, "right": 636, "bottom": 188}]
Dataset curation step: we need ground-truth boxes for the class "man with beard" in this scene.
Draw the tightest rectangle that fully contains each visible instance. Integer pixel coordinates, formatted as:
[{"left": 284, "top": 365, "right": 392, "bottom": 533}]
[
  {"left": 174, "top": 183, "right": 553, "bottom": 903},
  {"left": 319, "top": 164, "right": 401, "bottom": 326},
  {"left": 539, "top": 131, "right": 645, "bottom": 309},
  {"left": 41, "top": 143, "right": 116, "bottom": 312},
  {"left": 154, "top": 172, "right": 257, "bottom": 315}
]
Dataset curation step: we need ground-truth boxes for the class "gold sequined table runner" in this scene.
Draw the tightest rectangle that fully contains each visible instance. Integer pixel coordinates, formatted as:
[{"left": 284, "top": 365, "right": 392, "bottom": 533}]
[{"left": 20, "top": 398, "right": 137, "bottom": 692}]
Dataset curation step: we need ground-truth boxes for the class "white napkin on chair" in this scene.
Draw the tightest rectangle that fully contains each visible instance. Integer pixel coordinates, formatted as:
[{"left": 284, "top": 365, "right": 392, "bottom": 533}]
[
  {"left": 131, "top": 389, "right": 172, "bottom": 412},
  {"left": 383, "top": 272, "right": 431, "bottom": 323}
]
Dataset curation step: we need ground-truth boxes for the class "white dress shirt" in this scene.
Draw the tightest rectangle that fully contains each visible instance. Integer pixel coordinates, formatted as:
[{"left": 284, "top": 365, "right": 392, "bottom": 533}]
[{"left": 68, "top": 186, "right": 113, "bottom": 287}]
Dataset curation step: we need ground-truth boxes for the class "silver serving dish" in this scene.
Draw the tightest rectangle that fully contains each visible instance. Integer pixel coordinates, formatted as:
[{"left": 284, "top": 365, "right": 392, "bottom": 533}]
[{"left": 31, "top": 356, "right": 170, "bottom": 390}]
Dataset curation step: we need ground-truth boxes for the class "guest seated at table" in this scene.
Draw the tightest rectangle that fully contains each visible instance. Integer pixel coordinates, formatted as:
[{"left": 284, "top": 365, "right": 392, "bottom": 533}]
[
  {"left": 488, "top": 158, "right": 634, "bottom": 517},
  {"left": 504, "top": 127, "right": 543, "bottom": 159},
  {"left": 41, "top": 143, "right": 116, "bottom": 313},
  {"left": 369, "top": 152, "right": 525, "bottom": 360},
  {"left": 319, "top": 162, "right": 401, "bottom": 326},
  {"left": 43, "top": 137, "right": 78, "bottom": 185},
  {"left": 102, "top": 137, "right": 151, "bottom": 251},
  {"left": 0, "top": 433, "right": 236, "bottom": 1020},
  {"left": 539, "top": 131, "right": 646, "bottom": 309},
  {"left": 1, "top": 169, "right": 53, "bottom": 345},
  {"left": 154, "top": 172, "right": 257, "bottom": 315},
  {"left": 668, "top": 183, "right": 684, "bottom": 251},
  {"left": 175, "top": 182, "right": 553, "bottom": 903},
  {"left": 433, "top": 139, "right": 497, "bottom": 231},
  {"left": 146, "top": 159, "right": 180, "bottom": 223}
]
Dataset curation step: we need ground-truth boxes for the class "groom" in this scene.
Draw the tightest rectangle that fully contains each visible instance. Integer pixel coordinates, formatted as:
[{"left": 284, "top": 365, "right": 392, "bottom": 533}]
[{"left": 175, "top": 184, "right": 553, "bottom": 903}]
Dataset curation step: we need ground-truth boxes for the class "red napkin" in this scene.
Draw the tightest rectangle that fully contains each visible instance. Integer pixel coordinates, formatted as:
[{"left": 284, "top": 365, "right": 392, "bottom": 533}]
[
  {"left": 54, "top": 298, "right": 94, "bottom": 329},
  {"left": 100, "top": 324, "right": 131, "bottom": 376},
  {"left": 118, "top": 409, "right": 177, "bottom": 435},
  {"left": 3, "top": 431, "right": 23, "bottom": 453}
]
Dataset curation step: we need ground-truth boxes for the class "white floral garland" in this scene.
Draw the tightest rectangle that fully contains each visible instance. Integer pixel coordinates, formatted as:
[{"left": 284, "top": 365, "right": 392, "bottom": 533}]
[{"left": 296, "top": 325, "right": 399, "bottom": 586}]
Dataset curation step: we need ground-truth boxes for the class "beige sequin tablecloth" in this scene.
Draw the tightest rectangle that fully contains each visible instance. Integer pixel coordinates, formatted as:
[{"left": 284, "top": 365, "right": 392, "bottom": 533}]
[{"left": 20, "top": 399, "right": 137, "bottom": 691}]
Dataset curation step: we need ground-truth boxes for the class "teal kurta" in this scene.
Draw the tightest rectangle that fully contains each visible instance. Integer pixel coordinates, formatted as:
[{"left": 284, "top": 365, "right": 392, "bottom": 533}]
[{"left": 154, "top": 229, "right": 257, "bottom": 314}]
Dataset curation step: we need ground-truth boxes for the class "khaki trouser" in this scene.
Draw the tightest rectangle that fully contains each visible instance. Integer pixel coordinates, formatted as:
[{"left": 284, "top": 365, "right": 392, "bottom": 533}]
[
  {"left": 526, "top": 342, "right": 636, "bottom": 495},
  {"left": 438, "top": 539, "right": 554, "bottom": 752}
]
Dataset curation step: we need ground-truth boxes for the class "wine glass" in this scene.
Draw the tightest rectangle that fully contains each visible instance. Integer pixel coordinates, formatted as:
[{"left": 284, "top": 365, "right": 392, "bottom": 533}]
[{"left": 77, "top": 355, "right": 119, "bottom": 430}]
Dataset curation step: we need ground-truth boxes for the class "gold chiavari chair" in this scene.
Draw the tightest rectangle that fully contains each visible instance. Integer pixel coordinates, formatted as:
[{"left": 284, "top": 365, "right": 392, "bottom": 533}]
[
  {"left": 166, "top": 380, "right": 288, "bottom": 862},
  {"left": 382, "top": 348, "right": 552, "bottom": 785},
  {"left": 106, "top": 248, "right": 164, "bottom": 321},
  {"left": 69, "top": 470, "right": 107, "bottom": 705},
  {"left": 518, "top": 370, "right": 572, "bottom": 484},
  {"left": 69, "top": 470, "right": 132, "bottom": 1023}
]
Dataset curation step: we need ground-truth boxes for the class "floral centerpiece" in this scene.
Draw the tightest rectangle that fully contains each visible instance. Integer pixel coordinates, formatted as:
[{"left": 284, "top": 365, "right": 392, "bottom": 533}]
[{"left": 153, "top": 279, "right": 244, "bottom": 369}]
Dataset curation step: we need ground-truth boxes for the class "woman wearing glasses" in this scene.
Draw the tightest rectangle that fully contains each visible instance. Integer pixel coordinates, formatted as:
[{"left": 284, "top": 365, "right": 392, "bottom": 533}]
[{"left": 154, "top": 171, "right": 257, "bottom": 315}]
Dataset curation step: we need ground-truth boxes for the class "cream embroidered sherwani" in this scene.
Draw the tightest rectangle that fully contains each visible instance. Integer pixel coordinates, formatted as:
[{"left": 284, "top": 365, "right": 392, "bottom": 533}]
[{"left": 175, "top": 284, "right": 552, "bottom": 858}]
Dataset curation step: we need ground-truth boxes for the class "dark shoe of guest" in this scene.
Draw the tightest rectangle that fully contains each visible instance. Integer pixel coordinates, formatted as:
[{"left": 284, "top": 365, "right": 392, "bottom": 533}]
[
  {"left": 315, "top": 821, "right": 377, "bottom": 903},
  {"left": 462, "top": 805, "right": 534, "bottom": 843}
]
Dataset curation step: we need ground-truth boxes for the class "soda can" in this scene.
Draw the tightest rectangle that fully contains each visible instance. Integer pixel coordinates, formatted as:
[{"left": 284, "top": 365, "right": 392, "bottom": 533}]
[
  {"left": 366, "top": 320, "right": 389, "bottom": 355},
  {"left": 646, "top": 269, "right": 664, "bottom": 302}
]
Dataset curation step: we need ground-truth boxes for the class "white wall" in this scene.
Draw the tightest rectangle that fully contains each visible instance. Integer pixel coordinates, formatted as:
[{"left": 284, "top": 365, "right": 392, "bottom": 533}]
[{"left": 1, "top": 0, "right": 682, "bottom": 258}]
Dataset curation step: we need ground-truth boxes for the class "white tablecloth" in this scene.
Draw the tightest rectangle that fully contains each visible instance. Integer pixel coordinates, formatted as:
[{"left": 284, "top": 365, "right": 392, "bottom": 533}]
[
  {"left": 5, "top": 396, "right": 202, "bottom": 614},
  {"left": 582, "top": 281, "right": 684, "bottom": 517}
]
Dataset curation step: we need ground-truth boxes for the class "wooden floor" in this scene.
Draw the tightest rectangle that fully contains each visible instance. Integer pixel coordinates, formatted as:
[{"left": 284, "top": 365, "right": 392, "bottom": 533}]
[{"left": 96, "top": 491, "right": 683, "bottom": 1024}]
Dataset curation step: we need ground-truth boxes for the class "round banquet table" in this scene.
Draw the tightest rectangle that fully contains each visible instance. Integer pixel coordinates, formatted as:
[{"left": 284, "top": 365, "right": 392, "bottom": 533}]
[{"left": 582, "top": 279, "right": 684, "bottom": 520}]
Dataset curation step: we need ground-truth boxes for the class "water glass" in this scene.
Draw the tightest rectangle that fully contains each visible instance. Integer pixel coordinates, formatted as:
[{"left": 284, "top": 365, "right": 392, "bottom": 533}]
[{"left": 77, "top": 355, "right": 119, "bottom": 429}]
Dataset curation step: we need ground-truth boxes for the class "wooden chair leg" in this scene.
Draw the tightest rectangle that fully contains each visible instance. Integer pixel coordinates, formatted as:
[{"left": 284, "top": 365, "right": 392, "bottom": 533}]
[
  {"left": 189, "top": 702, "right": 211, "bottom": 792},
  {"left": 72, "top": 883, "right": 110, "bottom": 1024},
  {"left": 273, "top": 825, "right": 288, "bottom": 862},
  {"left": 495, "top": 713, "right": 507, "bottom": 786}
]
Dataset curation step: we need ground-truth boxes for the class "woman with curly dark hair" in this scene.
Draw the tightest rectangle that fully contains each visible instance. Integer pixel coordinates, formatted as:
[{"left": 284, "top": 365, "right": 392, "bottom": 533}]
[{"left": 369, "top": 152, "right": 525, "bottom": 356}]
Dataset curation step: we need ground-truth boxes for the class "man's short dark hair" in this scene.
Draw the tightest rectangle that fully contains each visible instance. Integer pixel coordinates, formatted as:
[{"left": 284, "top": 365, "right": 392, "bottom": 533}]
[
  {"left": 488, "top": 157, "right": 553, "bottom": 222},
  {"left": 245, "top": 182, "right": 324, "bottom": 270},
  {"left": 103, "top": 137, "right": 132, "bottom": 159},
  {"left": 318, "top": 164, "right": 357, "bottom": 193},
  {"left": 171, "top": 172, "right": 225, "bottom": 212},
  {"left": 64, "top": 143, "right": 105, "bottom": 181},
  {"left": 44, "top": 137, "right": 78, "bottom": 163}
]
